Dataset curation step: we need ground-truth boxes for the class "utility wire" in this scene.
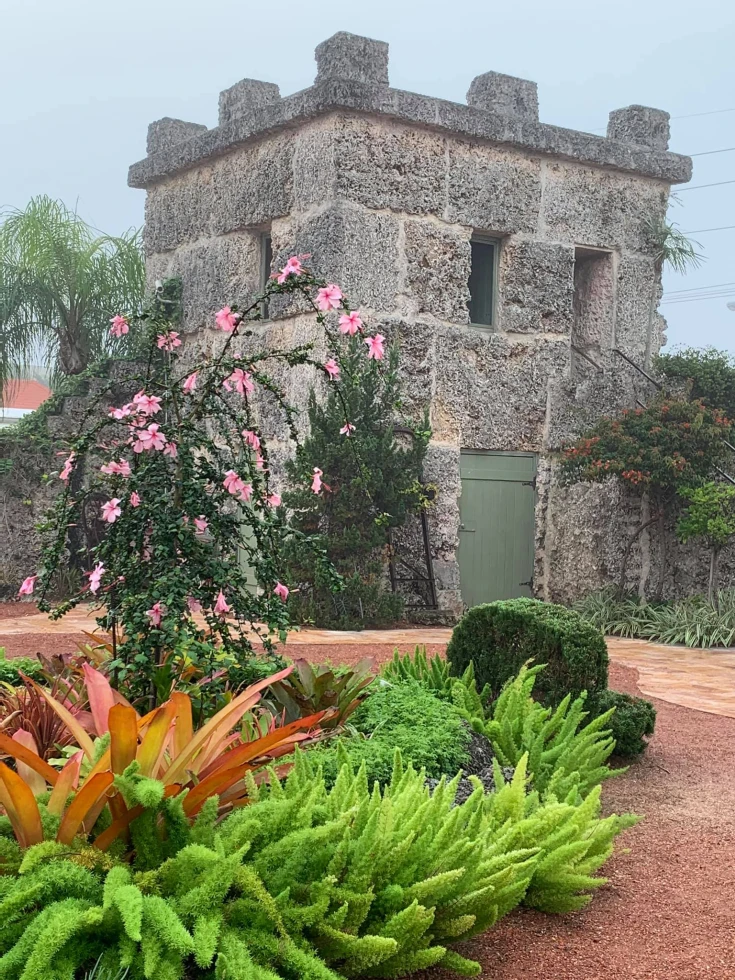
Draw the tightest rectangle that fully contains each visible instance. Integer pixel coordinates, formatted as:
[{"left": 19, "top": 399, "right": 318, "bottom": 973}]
[
  {"left": 683, "top": 225, "right": 735, "bottom": 234},
  {"left": 675, "top": 179, "right": 735, "bottom": 192},
  {"left": 665, "top": 281, "right": 735, "bottom": 295},
  {"left": 689, "top": 147, "right": 735, "bottom": 157}
]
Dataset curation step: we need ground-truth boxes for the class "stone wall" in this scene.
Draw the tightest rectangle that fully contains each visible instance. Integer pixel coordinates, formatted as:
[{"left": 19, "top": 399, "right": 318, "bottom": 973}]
[
  {"left": 130, "top": 31, "right": 696, "bottom": 615},
  {"left": 0, "top": 364, "right": 143, "bottom": 598}
]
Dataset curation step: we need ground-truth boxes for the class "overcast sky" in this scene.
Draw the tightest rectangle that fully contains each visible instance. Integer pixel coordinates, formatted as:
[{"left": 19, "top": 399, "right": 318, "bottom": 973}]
[{"left": 1, "top": 0, "right": 734, "bottom": 350}]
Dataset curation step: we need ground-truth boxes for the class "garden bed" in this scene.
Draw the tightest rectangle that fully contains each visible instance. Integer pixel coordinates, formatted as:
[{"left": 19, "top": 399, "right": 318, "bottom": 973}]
[{"left": 1, "top": 614, "right": 733, "bottom": 977}]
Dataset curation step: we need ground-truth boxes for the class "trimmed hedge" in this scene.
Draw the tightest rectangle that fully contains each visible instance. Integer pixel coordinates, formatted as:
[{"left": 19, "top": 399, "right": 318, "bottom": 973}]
[
  {"left": 446, "top": 598, "right": 609, "bottom": 707},
  {"left": 589, "top": 689, "right": 656, "bottom": 758}
]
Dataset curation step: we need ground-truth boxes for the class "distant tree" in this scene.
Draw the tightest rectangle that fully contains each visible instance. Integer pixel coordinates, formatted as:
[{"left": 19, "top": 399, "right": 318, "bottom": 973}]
[
  {"left": 677, "top": 482, "right": 735, "bottom": 605},
  {"left": 0, "top": 196, "right": 144, "bottom": 398},
  {"left": 655, "top": 347, "right": 735, "bottom": 425},
  {"left": 560, "top": 397, "right": 731, "bottom": 598}
]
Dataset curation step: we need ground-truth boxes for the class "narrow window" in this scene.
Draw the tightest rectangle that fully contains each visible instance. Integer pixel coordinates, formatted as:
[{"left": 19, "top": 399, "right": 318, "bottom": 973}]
[
  {"left": 260, "top": 232, "right": 273, "bottom": 319},
  {"left": 468, "top": 237, "right": 498, "bottom": 327}
]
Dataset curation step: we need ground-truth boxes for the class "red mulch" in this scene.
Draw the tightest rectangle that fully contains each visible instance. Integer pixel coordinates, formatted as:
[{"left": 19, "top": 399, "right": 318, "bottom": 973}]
[
  {"left": 1, "top": 610, "right": 734, "bottom": 978},
  {"left": 0, "top": 601, "right": 39, "bottom": 620}
]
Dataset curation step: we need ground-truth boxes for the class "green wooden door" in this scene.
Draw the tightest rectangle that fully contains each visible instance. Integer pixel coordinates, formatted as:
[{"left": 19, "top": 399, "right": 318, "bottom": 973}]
[{"left": 458, "top": 451, "right": 536, "bottom": 608}]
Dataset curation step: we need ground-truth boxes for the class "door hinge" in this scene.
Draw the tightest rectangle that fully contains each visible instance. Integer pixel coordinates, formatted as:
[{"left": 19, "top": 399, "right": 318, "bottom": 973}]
[
  {"left": 521, "top": 477, "right": 537, "bottom": 490},
  {"left": 519, "top": 579, "right": 534, "bottom": 588}
]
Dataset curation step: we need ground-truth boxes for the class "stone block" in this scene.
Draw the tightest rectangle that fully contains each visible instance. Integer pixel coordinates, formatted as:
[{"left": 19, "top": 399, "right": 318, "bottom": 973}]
[
  {"left": 498, "top": 240, "right": 575, "bottom": 334},
  {"left": 540, "top": 160, "right": 670, "bottom": 252},
  {"left": 446, "top": 141, "right": 541, "bottom": 234},
  {"left": 467, "top": 71, "right": 539, "bottom": 122},
  {"left": 614, "top": 251, "right": 659, "bottom": 360},
  {"left": 373, "top": 317, "right": 435, "bottom": 422},
  {"left": 543, "top": 472, "right": 637, "bottom": 603},
  {"left": 143, "top": 133, "right": 294, "bottom": 253},
  {"left": 333, "top": 116, "right": 446, "bottom": 215},
  {"left": 146, "top": 118, "right": 207, "bottom": 155},
  {"left": 218, "top": 79, "right": 280, "bottom": 128},
  {"left": 432, "top": 328, "right": 569, "bottom": 450},
  {"left": 146, "top": 234, "right": 261, "bottom": 334},
  {"left": 404, "top": 220, "right": 471, "bottom": 323},
  {"left": 269, "top": 203, "right": 401, "bottom": 315},
  {"left": 292, "top": 119, "right": 338, "bottom": 208},
  {"left": 545, "top": 369, "right": 637, "bottom": 450},
  {"left": 608, "top": 105, "right": 670, "bottom": 151},
  {"left": 315, "top": 32, "right": 389, "bottom": 86},
  {"left": 422, "top": 442, "right": 462, "bottom": 563}
]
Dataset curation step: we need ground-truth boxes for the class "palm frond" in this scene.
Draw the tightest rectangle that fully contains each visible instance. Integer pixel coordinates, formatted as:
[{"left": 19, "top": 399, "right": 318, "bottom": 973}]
[{"left": 0, "top": 196, "right": 144, "bottom": 399}]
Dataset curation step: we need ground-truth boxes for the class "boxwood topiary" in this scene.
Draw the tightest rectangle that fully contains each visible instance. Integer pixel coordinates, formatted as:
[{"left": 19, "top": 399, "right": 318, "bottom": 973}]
[
  {"left": 589, "top": 689, "right": 656, "bottom": 757},
  {"left": 446, "top": 598, "right": 609, "bottom": 708}
]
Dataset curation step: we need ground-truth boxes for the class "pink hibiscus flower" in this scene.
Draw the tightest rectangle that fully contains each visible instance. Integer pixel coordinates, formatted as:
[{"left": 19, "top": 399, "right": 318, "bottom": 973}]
[
  {"left": 87, "top": 562, "right": 106, "bottom": 594},
  {"left": 324, "top": 358, "right": 340, "bottom": 379},
  {"left": 59, "top": 452, "right": 76, "bottom": 482},
  {"left": 100, "top": 459, "right": 131, "bottom": 477},
  {"left": 340, "top": 422, "right": 356, "bottom": 437},
  {"left": 132, "top": 391, "right": 162, "bottom": 416},
  {"left": 101, "top": 498, "right": 122, "bottom": 523},
  {"left": 110, "top": 315, "right": 129, "bottom": 338},
  {"left": 194, "top": 516, "right": 208, "bottom": 533},
  {"left": 364, "top": 334, "right": 386, "bottom": 360},
  {"left": 311, "top": 467, "right": 323, "bottom": 494},
  {"left": 146, "top": 601, "right": 165, "bottom": 627},
  {"left": 276, "top": 256, "right": 303, "bottom": 283},
  {"left": 338, "top": 311, "right": 362, "bottom": 335},
  {"left": 267, "top": 492, "right": 282, "bottom": 507},
  {"left": 18, "top": 575, "right": 37, "bottom": 596},
  {"left": 223, "top": 369, "right": 254, "bottom": 396},
  {"left": 163, "top": 442, "right": 178, "bottom": 459},
  {"left": 130, "top": 491, "right": 141, "bottom": 507},
  {"left": 132, "top": 423, "right": 167, "bottom": 453},
  {"left": 215, "top": 306, "right": 238, "bottom": 332},
  {"left": 156, "top": 331, "right": 182, "bottom": 352},
  {"left": 274, "top": 582, "right": 289, "bottom": 602},
  {"left": 187, "top": 596, "right": 202, "bottom": 615},
  {"left": 109, "top": 402, "right": 134, "bottom": 421},
  {"left": 316, "top": 284, "right": 344, "bottom": 312},
  {"left": 183, "top": 371, "right": 198, "bottom": 393},
  {"left": 242, "top": 429, "right": 261, "bottom": 450},
  {"left": 213, "top": 590, "right": 231, "bottom": 617}
]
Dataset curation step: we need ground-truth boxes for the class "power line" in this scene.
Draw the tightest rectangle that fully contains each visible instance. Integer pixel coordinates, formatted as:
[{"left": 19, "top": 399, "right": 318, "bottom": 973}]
[
  {"left": 689, "top": 146, "right": 735, "bottom": 157},
  {"left": 675, "top": 179, "right": 735, "bottom": 192},
  {"left": 665, "top": 281, "right": 735, "bottom": 295},
  {"left": 683, "top": 225, "right": 735, "bottom": 234},
  {"left": 662, "top": 294, "right": 735, "bottom": 305},
  {"left": 672, "top": 107, "right": 735, "bottom": 120}
]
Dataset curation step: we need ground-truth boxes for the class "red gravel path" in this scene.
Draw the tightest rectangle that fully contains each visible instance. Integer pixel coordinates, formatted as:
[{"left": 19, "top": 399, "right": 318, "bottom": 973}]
[{"left": 1, "top": 611, "right": 734, "bottom": 978}]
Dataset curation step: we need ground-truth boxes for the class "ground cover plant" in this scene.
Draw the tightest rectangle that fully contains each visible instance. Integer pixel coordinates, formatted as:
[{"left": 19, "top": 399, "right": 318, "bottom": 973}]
[{"left": 575, "top": 586, "right": 735, "bottom": 649}]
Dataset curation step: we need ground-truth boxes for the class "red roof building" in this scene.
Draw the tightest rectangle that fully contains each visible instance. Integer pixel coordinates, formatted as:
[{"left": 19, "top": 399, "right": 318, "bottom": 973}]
[{"left": 0, "top": 379, "right": 52, "bottom": 425}]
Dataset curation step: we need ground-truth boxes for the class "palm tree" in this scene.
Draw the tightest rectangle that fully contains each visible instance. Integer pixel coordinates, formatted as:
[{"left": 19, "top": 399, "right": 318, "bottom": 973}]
[
  {"left": 0, "top": 196, "right": 144, "bottom": 398},
  {"left": 643, "top": 214, "right": 703, "bottom": 368}
]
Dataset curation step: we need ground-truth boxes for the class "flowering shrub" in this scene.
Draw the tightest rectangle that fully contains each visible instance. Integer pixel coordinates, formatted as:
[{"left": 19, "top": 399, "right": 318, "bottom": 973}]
[
  {"left": 560, "top": 396, "right": 731, "bottom": 597},
  {"left": 23, "top": 264, "right": 385, "bottom": 703},
  {"left": 560, "top": 397, "right": 730, "bottom": 493}
]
